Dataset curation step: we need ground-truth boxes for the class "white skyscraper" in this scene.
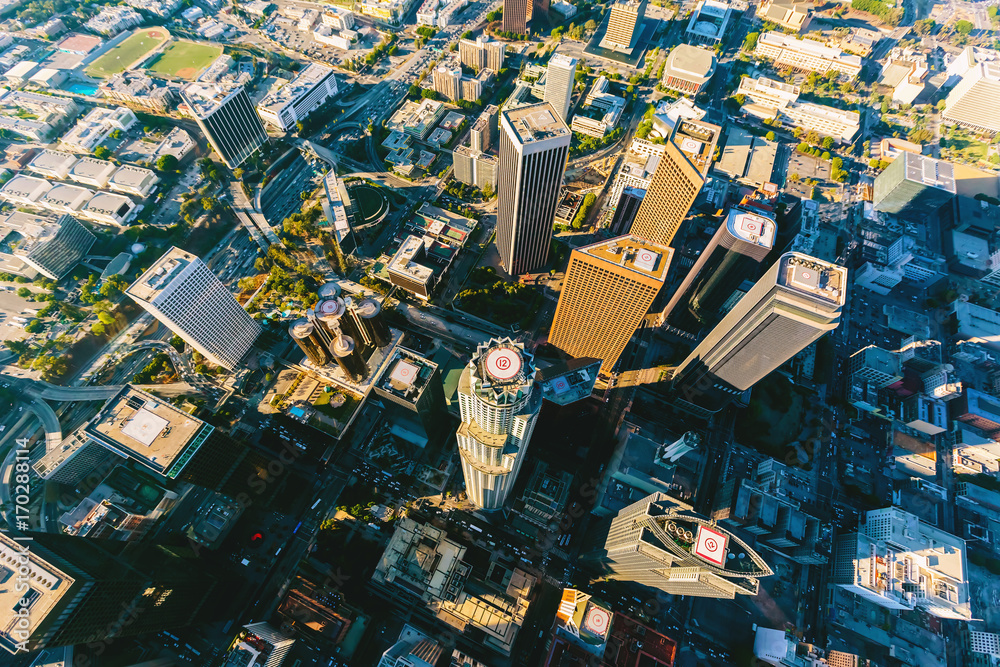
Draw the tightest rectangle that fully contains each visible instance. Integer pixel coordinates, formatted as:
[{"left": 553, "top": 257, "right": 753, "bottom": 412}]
[
  {"left": 456, "top": 338, "right": 541, "bottom": 510},
  {"left": 127, "top": 247, "right": 261, "bottom": 369},
  {"left": 544, "top": 53, "right": 579, "bottom": 121}
]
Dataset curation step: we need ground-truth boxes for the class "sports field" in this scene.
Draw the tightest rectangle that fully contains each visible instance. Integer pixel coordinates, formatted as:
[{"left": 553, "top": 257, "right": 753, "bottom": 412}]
[
  {"left": 145, "top": 40, "right": 223, "bottom": 81},
  {"left": 83, "top": 27, "right": 169, "bottom": 78}
]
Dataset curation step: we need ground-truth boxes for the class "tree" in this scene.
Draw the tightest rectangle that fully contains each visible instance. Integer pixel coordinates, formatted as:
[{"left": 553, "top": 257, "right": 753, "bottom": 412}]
[
  {"left": 421, "top": 88, "right": 439, "bottom": 100},
  {"left": 169, "top": 334, "right": 185, "bottom": 352},
  {"left": 743, "top": 31, "right": 759, "bottom": 51},
  {"left": 91, "top": 322, "right": 105, "bottom": 336},
  {"left": 955, "top": 19, "right": 974, "bottom": 35},
  {"left": 880, "top": 101, "right": 889, "bottom": 114},
  {"left": 16, "top": 287, "right": 30, "bottom": 298},
  {"left": 155, "top": 154, "right": 178, "bottom": 171},
  {"left": 914, "top": 18, "right": 936, "bottom": 34},
  {"left": 94, "top": 146, "right": 111, "bottom": 160},
  {"left": 97, "top": 311, "right": 115, "bottom": 326},
  {"left": 765, "top": 131, "right": 776, "bottom": 141},
  {"left": 233, "top": 168, "right": 244, "bottom": 180},
  {"left": 24, "top": 319, "right": 42, "bottom": 333},
  {"left": 936, "top": 99, "right": 947, "bottom": 111},
  {"left": 584, "top": 19, "right": 597, "bottom": 32}
]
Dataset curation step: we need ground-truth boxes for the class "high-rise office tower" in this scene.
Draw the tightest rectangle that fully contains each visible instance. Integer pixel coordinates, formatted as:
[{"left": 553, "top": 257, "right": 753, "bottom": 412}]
[
  {"left": 433, "top": 65, "right": 462, "bottom": 102},
  {"left": 609, "top": 187, "right": 645, "bottom": 236},
  {"left": 661, "top": 207, "right": 776, "bottom": 334},
  {"left": 459, "top": 36, "right": 506, "bottom": 73},
  {"left": 583, "top": 492, "right": 773, "bottom": 599},
  {"left": 872, "top": 151, "right": 957, "bottom": 219},
  {"left": 629, "top": 118, "right": 720, "bottom": 247},
  {"left": 502, "top": 0, "right": 529, "bottom": 33},
  {"left": 456, "top": 338, "right": 541, "bottom": 509},
  {"left": 549, "top": 235, "right": 672, "bottom": 375},
  {"left": 127, "top": 247, "right": 261, "bottom": 369},
  {"left": 0, "top": 531, "right": 219, "bottom": 654},
  {"left": 180, "top": 84, "right": 267, "bottom": 169},
  {"left": 604, "top": 0, "right": 647, "bottom": 51},
  {"left": 671, "top": 252, "right": 847, "bottom": 416},
  {"left": 497, "top": 103, "right": 571, "bottom": 275},
  {"left": 544, "top": 54, "right": 579, "bottom": 121}
]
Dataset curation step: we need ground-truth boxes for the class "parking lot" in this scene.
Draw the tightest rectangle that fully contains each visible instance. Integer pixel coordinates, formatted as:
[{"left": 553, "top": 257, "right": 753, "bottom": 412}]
[{"left": 785, "top": 152, "right": 832, "bottom": 198}]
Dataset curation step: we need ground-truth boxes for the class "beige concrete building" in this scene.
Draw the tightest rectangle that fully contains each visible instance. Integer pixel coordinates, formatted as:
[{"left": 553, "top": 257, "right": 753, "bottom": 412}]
[
  {"left": 754, "top": 31, "right": 862, "bottom": 77},
  {"left": 604, "top": 0, "right": 646, "bottom": 51}
]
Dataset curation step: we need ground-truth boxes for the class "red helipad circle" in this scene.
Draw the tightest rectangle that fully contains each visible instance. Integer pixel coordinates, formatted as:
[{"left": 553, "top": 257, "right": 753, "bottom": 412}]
[
  {"left": 706, "top": 538, "right": 719, "bottom": 551},
  {"left": 802, "top": 272, "right": 811, "bottom": 279},
  {"left": 398, "top": 367, "right": 412, "bottom": 378},
  {"left": 316, "top": 299, "right": 339, "bottom": 314},
  {"left": 485, "top": 347, "right": 521, "bottom": 380},
  {"left": 638, "top": 251, "right": 653, "bottom": 262},
  {"left": 584, "top": 607, "right": 611, "bottom": 635}
]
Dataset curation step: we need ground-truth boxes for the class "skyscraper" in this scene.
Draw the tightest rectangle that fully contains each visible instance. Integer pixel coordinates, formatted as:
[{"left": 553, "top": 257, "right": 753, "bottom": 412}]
[
  {"left": 549, "top": 235, "right": 672, "bottom": 375},
  {"left": 672, "top": 252, "right": 847, "bottom": 415},
  {"left": 608, "top": 187, "right": 645, "bottom": 236},
  {"left": 456, "top": 338, "right": 541, "bottom": 509},
  {"left": 180, "top": 84, "right": 267, "bottom": 169},
  {"left": 604, "top": 0, "right": 647, "bottom": 51},
  {"left": 543, "top": 53, "right": 579, "bottom": 121},
  {"left": 0, "top": 531, "right": 219, "bottom": 654},
  {"left": 872, "top": 151, "right": 957, "bottom": 219},
  {"left": 629, "top": 118, "right": 720, "bottom": 247},
  {"left": 497, "top": 103, "right": 571, "bottom": 276},
  {"left": 127, "top": 247, "right": 261, "bottom": 369},
  {"left": 583, "top": 492, "right": 773, "bottom": 598},
  {"left": 502, "top": 0, "right": 529, "bottom": 33},
  {"left": 661, "top": 207, "right": 776, "bottom": 334}
]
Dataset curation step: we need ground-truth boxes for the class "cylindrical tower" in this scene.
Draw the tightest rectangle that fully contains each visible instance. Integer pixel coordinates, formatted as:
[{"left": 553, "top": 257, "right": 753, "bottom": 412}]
[
  {"left": 289, "top": 318, "right": 331, "bottom": 366},
  {"left": 455, "top": 338, "right": 541, "bottom": 510},
  {"left": 353, "top": 298, "right": 391, "bottom": 348},
  {"left": 318, "top": 282, "right": 341, "bottom": 300},
  {"left": 330, "top": 334, "right": 368, "bottom": 382},
  {"left": 334, "top": 297, "right": 371, "bottom": 356}
]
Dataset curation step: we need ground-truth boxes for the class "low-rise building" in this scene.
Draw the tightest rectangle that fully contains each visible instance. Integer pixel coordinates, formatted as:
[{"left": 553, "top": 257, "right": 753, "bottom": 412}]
[
  {"left": 0, "top": 174, "right": 53, "bottom": 206},
  {"left": 85, "top": 6, "right": 143, "bottom": 36},
  {"left": 943, "top": 62, "right": 1000, "bottom": 135},
  {"left": 27, "top": 149, "right": 78, "bottom": 181},
  {"left": 99, "top": 72, "right": 176, "bottom": 112},
  {"left": 387, "top": 98, "right": 446, "bottom": 139},
  {"left": 256, "top": 63, "right": 338, "bottom": 131},
  {"left": 782, "top": 101, "right": 860, "bottom": 143},
  {"left": 69, "top": 157, "right": 118, "bottom": 189},
  {"left": 661, "top": 43, "right": 716, "bottom": 94},
  {"left": 40, "top": 183, "right": 94, "bottom": 216},
  {"left": 756, "top": 0, "right": 810, "bottom": 32},
  {"left": 832, "top": 506, "right": 971, "bottom": 620},
  {"left": 685, "top": 0, "right": 743, "bottom": 44},
  {"left": 109, "top": 165, "right": 159, "bottom": 197},
  {"left": 59, "top": 106, "right": 137, "bottom": 153},
  {"left": 0, "top": 115, "right": 52, "bottom": 141},
  {"left": 81, "top": 191, "right": 137, "bottom": 226},
  {"left": 357, "top": 0, "right": 419, "bottom": 24},
  {"left": 372, "top": 516, "right": 536, "bottom": 656},
  {"left": 386, "top": 234, "right": 454, "bottom": 299},
  {"left": 755, "top": 31, "right": 862, "bottom": 77}
]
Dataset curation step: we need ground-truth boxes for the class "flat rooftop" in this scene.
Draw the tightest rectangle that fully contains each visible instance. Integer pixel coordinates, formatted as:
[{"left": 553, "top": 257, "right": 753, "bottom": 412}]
[
  {"left": 0, "top": 534, "right": 75, "bottom": 655},
  {"left": 577, "top": 234, "right": 673, "bottom": 282},
  {"left": 84, "top": 386, "right": 213, "bottom": 477},
  {"left": 902, "top": 152, "right": 956, "bottom": 193},
  {"left": 110, "top": 164, "right": 156, "bottom": 188},
  {"left": 84, "top": 191, "right": 134, "bottom": 217},
  {"left": 71, "top": 156, "right": 116, "bottom": 180},
  {"left": 375, "top": 346, "right": 439, "bottom": 405},
  {"left": 28, "top": 149, "right": 77, "bottom": 173},
  {"left": 778, "top": 253, "right": 847, "bottom": 306},
  {"left": 126, "top": 246, "right": 197, "bottom": 302},
  {"left": 388, "top": 235, "right": 434, "bottom": 283},
  {"left": 673, "top": 118, "right": 720, "bottom": 177},
  {"left": 726, "top": 209, "right": 776, "bottom": 248},
  {"left": 259, "top": 63, "right": 334, "bottom": 112},
  {"left": 503, "top": 102, "right": 570, "bottom": 144},
  {"left": 181, "top": 82, "right": 242, "bottom": 117},
  {"left": 665, "top": 44, "right": 716, "bottom": 81}
]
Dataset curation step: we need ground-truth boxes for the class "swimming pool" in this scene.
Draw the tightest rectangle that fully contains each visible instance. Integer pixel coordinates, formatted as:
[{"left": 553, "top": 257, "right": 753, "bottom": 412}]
[
  {"left": 64, "top": 82, "right": 99, "bottom": 96},
  {"left": 289, "top": 406, "right": 306, "bottom": 418}
]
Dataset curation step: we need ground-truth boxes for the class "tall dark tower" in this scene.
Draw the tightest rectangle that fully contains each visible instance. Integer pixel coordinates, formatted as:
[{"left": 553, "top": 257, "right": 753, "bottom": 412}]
[
  {"left": 349, "top": 298, "right": 391, "bottom": 348},
  {"left": 662, "top": 208, "right": 776, "bottom": 334},
  {"left": 496, "top": 103, "right": 570, "bottom": 276},
  {"left": 503, "top": 0, "right": 529, "bottom": 33},
  {"left": 289, "top": 317, "right": 332, "bottom": 366},
  {"left": 331, "top": 332, "right": 367, "bottom": 382},
  {"left": 1, "top": 531, "right": 221, "bottom": 655},
  {"left": 672, "top": 253, "right": 847, "bottom": 416}
]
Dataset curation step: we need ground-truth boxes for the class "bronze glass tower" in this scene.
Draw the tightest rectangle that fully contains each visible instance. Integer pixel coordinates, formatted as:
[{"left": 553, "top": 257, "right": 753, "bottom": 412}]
[
  {"left": 549, "top": 235, "right": 673, "bottom": 375},
  {"left": 629, "top": 119, "right": 720, "bottom": 247}
]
